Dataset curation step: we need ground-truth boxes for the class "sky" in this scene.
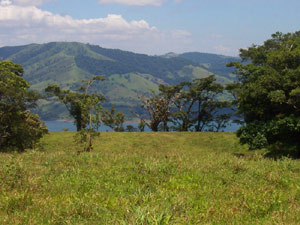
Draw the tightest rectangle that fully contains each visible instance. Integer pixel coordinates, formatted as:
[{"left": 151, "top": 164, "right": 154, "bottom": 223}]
[{"left": 0, "top": 0, "right": 300, "bottom": 56}]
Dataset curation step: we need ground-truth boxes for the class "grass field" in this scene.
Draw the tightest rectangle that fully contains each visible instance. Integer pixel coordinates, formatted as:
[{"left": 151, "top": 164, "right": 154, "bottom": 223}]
[{"left": 1, "top": 132, "right": 300, "bottom": 224}]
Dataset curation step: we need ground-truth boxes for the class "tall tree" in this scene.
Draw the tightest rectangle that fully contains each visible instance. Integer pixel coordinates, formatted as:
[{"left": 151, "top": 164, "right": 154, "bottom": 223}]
[
  {"left": 46, "top": 76, "right": 126, "bottom": 151},
  {"left": 227, "top": 31, "right": 300, "bottom": 156},
  {"left": 139, "top": 90, "right": 173, "bottom": 132},
  {"left": 159, "top": 76, "right": 230, "bottom": 132},
  {"left": 189, "top": 76, "right": 225, "bottom": 131},
  {"left": 0, "top": 61, "right": 47, "bottom": 152},
  {"left": 159, "top": 81, "right": 194, "bottom": 131},
  {"left": 45, "top": 76, "right": 106, "bottom": 131},
  {"left": 101, "top": 106, "right": 125, "bottom": 132},
  {"left": 45, "top": 76, "right": 106, "bottom": 151}
]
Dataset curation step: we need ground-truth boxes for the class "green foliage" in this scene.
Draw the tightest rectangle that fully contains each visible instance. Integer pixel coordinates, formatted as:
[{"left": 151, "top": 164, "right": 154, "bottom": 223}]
[
  {"left": 76, "top": 44, "right": 198, "bottom": 82},
  {"left": 101, "top": 106, "right": 125, "bottom": 132},
  {"left": 139, "top": 90, "right": 173, "bottom": 132},
  {"left": 45, "top": 76, "right": 106, "bottom": 131},
  {"left": 228, "top": 31, "right": 300, "bottom": 155},
  {"left": 74, "top": 127, "right": 100, "bottom": 153},
  {"left": 125, "top": 125, "right": 137, "bottom": 132},
  {"left": 140, "top": 75, "right": 232, "bottom": 132},
  {"left": 213, "top": 113, "right": 232, "bottom": 132},
  {"left": 0, "top": 42, "right": 236, "bottom": 120},
  {"left": 179, "top": 52, "right": 239, "bottom": 79},
  {"left": 138, "top": 119, "right": 146, "bottom": 132},
  {"left": 45, "top": 76, "right": 106, "bottom": 151},
  {"left": 1, "top": 132, "right": 300, "bottom": 224},
  {"left": 186, "top": 75, "right": 228, "bottom": 131},
  {"left": 0, "top": 61, "right": 47, "bottom": 152}
]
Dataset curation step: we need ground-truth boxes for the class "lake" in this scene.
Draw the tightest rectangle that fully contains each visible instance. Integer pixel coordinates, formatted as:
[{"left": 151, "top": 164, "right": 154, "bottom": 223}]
[{"left": 44, "top": 120, "right": 241, "bottom": 132}]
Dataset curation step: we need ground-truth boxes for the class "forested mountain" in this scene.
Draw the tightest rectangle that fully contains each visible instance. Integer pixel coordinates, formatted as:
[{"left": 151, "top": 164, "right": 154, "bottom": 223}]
[
  {"left": 0, "top": 42, "right": 239, "bottom": 120},
  {"left": 179, "top": 52, "right": 239, "bottom": 80}
]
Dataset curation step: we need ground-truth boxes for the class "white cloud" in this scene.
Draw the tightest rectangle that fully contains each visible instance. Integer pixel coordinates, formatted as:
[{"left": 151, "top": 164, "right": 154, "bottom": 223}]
[
  {"left": 13, "top": 0, "right": 49, "bottom": 5},
  {"left": 0, "top": 0, "right": 12, "bottom": 5},
  {"left": 0, "top": 1, "right": 192, "bottom": 54},
  {"left": 99, "top": 0, "right": 164, "bottom": 6},
  {"left": 98, "top": 0, "right": 182, "bottom": 6},
  {"left": 1, "top": 0, "right": 54, "bottom": 6}
]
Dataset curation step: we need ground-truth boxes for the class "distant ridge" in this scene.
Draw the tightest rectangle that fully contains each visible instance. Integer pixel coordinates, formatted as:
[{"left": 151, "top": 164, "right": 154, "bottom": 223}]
[{"left": 0, "top": 42, "right": 240, "bottom": 120}]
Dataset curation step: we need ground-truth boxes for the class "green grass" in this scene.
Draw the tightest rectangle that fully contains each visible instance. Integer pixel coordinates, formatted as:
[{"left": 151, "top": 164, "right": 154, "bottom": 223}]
[{"left": 1, "top": 132, "right": 300, "bottom": 224}]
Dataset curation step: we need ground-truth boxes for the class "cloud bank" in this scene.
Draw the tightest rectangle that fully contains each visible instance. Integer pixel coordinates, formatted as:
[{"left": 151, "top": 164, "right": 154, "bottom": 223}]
[
  {"left": 1, "top": 0, "right": 54, "bottom": 6},
  {"left": 98, "top": 0, "right": 182, "bottom": 6},
  {"left": 0, "top": 0, "right": 191, "bottom": 54},
  {"left": 99, "top": 0, "right": 164, "bottom": 6}
]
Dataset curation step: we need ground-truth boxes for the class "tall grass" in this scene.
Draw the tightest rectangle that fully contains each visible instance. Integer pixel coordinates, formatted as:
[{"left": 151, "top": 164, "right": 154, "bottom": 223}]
[{"left": 0, "top": 132, "right": 300, "bottom": 224}]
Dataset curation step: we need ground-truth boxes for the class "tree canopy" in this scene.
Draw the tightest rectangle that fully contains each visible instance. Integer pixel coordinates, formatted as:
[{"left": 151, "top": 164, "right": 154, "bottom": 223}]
[
  {"left": 45, "top": 76, "right": 106, "bottom": 132},
  {"left": 45, "top": 76, "right": 126, "bottom": 151},
  {"left": 140, "top": 75, "right": 231, "bottom": 132},
  {"left": 228, "top": 31, "right": 300, "bottom": 156},
  {"left": 0, "top": 61, "right": 47, "bottom": 152}
]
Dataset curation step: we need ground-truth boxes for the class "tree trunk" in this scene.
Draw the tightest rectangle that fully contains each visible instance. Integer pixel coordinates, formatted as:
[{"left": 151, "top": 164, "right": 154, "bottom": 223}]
[{"left": 196, "top": 101, "right": 201, "bottom": 132}]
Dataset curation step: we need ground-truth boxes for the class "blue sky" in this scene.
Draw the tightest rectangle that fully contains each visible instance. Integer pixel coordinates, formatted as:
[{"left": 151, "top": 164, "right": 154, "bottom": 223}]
[{"left": 0, "top": 0, "right": 300, "bottom": 56}]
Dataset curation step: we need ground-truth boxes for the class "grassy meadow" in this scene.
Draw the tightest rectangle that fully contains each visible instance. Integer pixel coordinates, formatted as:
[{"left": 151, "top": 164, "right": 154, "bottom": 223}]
[{"left": 0, "top": 132, "right": 300, "bottom": 224}]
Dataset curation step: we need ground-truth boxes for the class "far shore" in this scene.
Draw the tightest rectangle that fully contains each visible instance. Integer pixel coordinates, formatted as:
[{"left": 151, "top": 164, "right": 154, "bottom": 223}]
[{"left": 46, "top": 119, "right": 142, "bottom": 123}]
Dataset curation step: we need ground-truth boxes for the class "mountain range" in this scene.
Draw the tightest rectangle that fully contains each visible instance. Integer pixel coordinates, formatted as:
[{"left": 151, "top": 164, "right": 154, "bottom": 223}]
[{"left": 0, "top": 42, "right": 239, "bottom": 120}]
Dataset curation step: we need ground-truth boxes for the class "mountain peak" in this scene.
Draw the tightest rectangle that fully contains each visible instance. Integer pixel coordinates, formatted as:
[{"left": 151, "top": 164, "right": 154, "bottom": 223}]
[{"left": 161, "top": 52, "right": 179, "bottom": 58}]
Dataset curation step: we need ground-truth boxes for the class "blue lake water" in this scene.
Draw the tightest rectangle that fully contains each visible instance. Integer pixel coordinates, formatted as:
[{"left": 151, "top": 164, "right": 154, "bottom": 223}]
[
  {"left": 44, "top": 121, "right": 151, "bottom": 132},
  {"left": 44, "top": 120, "right": 240, "bottom": 132}
]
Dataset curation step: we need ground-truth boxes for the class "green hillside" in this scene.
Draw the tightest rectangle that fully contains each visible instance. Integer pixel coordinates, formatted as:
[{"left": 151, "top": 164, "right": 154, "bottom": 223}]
[
  {"left": 178, "top": 52, "right": 239, "bottom": 80},
  {"left": 0, "top": 42, "right": 239, "bottom": 120}
]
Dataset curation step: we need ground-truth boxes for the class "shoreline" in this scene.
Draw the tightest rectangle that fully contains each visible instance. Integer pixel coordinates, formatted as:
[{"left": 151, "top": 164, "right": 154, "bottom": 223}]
[{"left": 45, "top": 120, "right": 141, "bottom": 123}]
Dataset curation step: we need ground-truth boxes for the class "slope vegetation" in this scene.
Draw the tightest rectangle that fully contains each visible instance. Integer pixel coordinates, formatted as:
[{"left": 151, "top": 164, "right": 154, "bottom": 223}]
[{"left": 0, "top": 42, "right": 239, "bottom": 120}]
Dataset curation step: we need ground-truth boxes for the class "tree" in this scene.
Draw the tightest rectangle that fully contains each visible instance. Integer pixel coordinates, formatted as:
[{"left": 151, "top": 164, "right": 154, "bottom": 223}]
[
  {"left": 139, "top": 90, "right": 173, "bottom": 132},
  {"left": 45, "top": 76, "right": 105, "bottom": 151},
  {"left": 159, "top": 75, "right": 230, "bottom": 132},
  {"left": 189, "top": 76, "right": 226, "bottom": 131},
  {"left": 138, "top": 76, "right": 230, "bottom": 132},
  {"left": 45, "top": 76, "right": 106, "bottom": 132},
  {"left": 159, "top": 82, "right": 194, "bottom": 131},
  {"left": 137, "top": 119, "right": 146, "bottom": 132},
  {"left": 227, "top": 31, "right": 300, "bottom": 156},
  {"left": 101, "top": 106, "right": 125, "bottom": 132},
  {"left": 125, "top": 125, "right": 137, "bottom": 132},
  {"left": 0, "top": 61, "right": 48, "bottom": 152}
]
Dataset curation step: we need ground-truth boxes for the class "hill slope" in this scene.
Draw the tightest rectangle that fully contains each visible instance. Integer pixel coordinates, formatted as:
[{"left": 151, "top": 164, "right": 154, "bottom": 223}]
[
  {"left": 179, "top": 52, "right": 239, "bottom": 80},
  {"left": 0, "top": 42, "right": 239, "bottom": 120}
]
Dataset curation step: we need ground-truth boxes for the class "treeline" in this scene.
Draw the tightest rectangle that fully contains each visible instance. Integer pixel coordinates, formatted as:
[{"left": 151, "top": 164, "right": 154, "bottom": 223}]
[
  {"left": 0, "top": 60, "right": 231, "bottom": 153},
  {"left": 1, "top": 31, "right": 300, "bottom": 157},
  {"left": 138, "top": 75, "right": 233, "bottom": 132}
]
